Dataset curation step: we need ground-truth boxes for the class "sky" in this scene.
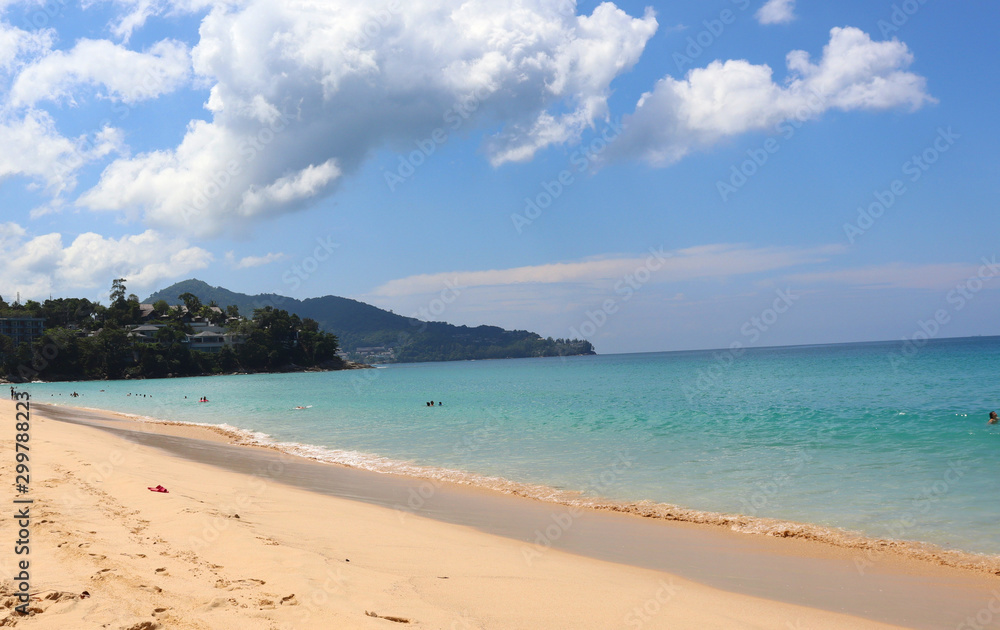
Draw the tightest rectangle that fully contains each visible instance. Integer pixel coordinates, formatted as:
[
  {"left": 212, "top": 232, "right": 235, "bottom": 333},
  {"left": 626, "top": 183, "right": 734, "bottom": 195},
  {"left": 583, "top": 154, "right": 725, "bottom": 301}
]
[{"left": 0, "top": 0, "right": 998, "bottom": 354}]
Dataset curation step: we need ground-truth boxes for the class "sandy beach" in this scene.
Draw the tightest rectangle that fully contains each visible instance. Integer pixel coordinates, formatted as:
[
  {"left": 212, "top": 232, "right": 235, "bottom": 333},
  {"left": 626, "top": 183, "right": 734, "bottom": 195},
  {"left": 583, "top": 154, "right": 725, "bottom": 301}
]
[{"left": 1, "top": 399, "right": 997, "bottom": 629}]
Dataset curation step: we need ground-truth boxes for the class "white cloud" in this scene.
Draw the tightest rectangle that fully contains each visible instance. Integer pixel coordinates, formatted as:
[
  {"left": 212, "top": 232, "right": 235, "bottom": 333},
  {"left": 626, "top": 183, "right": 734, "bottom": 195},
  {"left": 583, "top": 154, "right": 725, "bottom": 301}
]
[
  {"left": 366, "top": 243, "right": 842, "bottom": 297},
  {"left": 225, "top": 250, "right": 285, "bottom": 269},
  {"left": 0, "top": 22, "right": 53, "bottom": 72},
  {"left": 10, "top": 37, "right": 191, "bottom": 107},
  {"left": 0, "top": 223, "right": 213, "bottom": 301},
  {"left": 786, "top": 263, "right": 989, "bottom": 290},
  {"left": 98, "top": 0, "right": 220, "bottom": 42},
  {"left": 0, "top": 111, "right": 123, "bottom": 197},
  {"left": 756, "top": 0, "right": 796, "bottom": 25},
  {"left": 78, "top": 0, "right": 657, "bottom": 237},
  {"left": 612, "top": 27, "right": 933, "bottom": 166}
]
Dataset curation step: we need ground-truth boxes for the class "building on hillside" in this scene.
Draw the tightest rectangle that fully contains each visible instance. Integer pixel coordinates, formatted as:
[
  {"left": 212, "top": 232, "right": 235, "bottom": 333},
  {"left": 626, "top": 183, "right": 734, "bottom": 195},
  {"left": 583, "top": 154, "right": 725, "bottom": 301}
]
[
  {"left": 186, "top": 329, "right": 245, "bottom": 353},
  {"left": 126, "top": 321, "right": 244, "bottom": 353},
  {"left": 0, "top": 317, "right": 45, "bottom": 347}
]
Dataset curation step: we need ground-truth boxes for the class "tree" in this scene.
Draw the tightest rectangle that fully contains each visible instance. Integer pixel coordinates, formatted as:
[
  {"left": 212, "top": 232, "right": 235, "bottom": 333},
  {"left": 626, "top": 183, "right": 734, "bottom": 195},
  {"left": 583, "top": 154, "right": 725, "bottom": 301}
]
[
  {"left": 152, "top": 299, "right": 170, "bottom": 318},
  {"left": 178, "top": 292, "right": 202, "bottom": 315},
  {"left": 209, "top": 308, "right": 228, "bottom": 327},
  {"left": 218, "top": 345, "right": 239, "bottom": 372},
  {"left": 110, "top": 278, "right": 127, "bottom": 305}
]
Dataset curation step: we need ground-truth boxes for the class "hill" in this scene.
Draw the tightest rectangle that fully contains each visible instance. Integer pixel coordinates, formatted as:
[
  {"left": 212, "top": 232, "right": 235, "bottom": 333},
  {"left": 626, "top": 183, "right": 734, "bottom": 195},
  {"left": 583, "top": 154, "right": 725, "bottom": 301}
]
[{"left": 146, "top": 279, "right": 595, "bottom": 363}]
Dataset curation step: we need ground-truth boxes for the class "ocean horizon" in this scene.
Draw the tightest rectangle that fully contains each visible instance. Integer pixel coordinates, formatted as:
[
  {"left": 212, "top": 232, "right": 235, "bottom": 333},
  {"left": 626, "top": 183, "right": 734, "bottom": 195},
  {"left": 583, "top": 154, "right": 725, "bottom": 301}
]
[{"left": 21, "top": 335, "right": 1000, "bottom": 559}]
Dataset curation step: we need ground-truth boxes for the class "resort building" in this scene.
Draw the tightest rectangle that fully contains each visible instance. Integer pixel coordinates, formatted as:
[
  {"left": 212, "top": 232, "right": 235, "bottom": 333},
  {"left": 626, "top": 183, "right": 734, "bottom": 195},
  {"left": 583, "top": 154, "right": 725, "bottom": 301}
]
[
  {"left": 186, "top": 328, "right": 244, "bottom": 353},
  {"left": 126, "top": 320, "right": 245, "bottom": 353},
  {"left": 0, "top": 317, "right": 46, "bottom": 347}
]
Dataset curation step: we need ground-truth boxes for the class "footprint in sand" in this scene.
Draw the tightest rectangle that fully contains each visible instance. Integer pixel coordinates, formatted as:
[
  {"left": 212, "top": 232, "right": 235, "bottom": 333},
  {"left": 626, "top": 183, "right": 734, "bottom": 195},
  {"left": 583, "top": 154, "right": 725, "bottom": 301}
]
[
  {"left": 224, "top": 578, "right": 266, "bottom": 591},
  {"left": 280, "top": 594, "right": 298, "bottom": 606},
  {"left": 365, "top": 611, "right": 412, "bottom": 624},
  {"left": 154, "top": 568, "right": 168, "bottom": 576},
  {"left": 199, "top": 597, "right": 237, "bottom": 612}
]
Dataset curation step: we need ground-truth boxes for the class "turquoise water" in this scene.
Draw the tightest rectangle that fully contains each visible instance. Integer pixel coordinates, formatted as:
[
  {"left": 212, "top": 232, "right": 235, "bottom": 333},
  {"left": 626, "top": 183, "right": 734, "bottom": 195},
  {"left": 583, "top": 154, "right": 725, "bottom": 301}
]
[{"left": 21, "top": 336, "right": 1000, "bottom": 556}]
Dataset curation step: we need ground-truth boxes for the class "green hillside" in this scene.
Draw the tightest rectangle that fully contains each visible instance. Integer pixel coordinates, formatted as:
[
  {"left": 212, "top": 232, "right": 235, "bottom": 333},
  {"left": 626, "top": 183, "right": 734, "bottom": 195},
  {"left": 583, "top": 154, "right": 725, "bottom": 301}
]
[{"left": 146, "top": 280, "right": 595, "bottom": 363}]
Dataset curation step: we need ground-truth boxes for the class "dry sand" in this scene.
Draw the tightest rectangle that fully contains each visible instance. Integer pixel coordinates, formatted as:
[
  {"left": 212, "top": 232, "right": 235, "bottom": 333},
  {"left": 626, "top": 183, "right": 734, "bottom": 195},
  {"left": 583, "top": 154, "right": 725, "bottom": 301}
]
[{"left": 0, "top": 398, "right": 965, "bottom": 629}]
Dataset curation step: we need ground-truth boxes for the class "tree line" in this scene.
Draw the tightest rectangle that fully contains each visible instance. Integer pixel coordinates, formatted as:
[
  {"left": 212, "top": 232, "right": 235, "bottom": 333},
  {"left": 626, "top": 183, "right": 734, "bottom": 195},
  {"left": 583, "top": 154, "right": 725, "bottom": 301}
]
[{"left": 0, "top": 280, "right": 341, "bottom": 382}]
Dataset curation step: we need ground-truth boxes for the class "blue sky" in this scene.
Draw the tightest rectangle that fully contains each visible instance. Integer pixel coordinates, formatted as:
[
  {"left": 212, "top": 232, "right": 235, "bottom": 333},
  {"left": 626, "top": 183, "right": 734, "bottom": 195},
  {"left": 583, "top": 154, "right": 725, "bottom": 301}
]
[{"left": 1, "top": 0, "right": 998, "bottom": 354}]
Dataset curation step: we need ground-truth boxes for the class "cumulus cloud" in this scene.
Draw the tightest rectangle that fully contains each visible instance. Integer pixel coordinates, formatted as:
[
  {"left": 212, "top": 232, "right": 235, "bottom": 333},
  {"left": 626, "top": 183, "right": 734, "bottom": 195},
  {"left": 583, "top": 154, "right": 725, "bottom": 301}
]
[
  {"left": 78, "top": 0, "right": 657, "bottom": 237},
  {"left": 0, "top": 22, "right": 53, "bottom": 72},
  {"left": 10, "top": 38, "right": 191, "bottom": 107},
  {"left": 612, "top": 27, "right": 933, "bottom": 166},
  {"left": 0, "top": 24, "right": 186, "bottom": 202},
  {"left": 366, "top": 243, "right": 842, "bottom": 297},
  {"left": 756, "top": 0, "right": 796, "bottom": 25},
  {"left": 0, "top": 112, "right": 123, "bottom": 198},
  {"left": 0, "top": 223, "right": 213, "bottom": 300}
]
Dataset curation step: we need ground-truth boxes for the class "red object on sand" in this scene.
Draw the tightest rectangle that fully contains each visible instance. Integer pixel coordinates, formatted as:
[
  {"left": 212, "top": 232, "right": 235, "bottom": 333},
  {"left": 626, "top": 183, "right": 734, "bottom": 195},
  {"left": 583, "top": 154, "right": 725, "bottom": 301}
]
[{"left": 147, "top": 485, "right": 169, "bottom": 493}]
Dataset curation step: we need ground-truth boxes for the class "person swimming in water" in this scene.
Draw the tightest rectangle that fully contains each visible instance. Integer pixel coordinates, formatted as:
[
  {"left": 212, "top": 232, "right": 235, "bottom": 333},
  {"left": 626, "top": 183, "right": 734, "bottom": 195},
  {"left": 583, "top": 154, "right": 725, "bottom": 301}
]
[{"left": 990, "top": 411, "right": 997, "bottom": 424}]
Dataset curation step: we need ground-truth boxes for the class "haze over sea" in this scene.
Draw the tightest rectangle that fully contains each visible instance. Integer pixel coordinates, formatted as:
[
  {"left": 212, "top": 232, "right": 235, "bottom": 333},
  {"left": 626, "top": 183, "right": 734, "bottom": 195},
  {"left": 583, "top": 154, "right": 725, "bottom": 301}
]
[{"left": 24, "top": 337, "right": 1000, "bottom": 557}]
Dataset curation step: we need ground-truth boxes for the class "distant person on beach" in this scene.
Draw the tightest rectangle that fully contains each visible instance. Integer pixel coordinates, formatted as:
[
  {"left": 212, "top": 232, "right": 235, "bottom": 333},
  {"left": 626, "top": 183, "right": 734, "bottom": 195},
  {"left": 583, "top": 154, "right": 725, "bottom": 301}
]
[{"left": 990, "top": 412, "right": 998, "bottom": 424}]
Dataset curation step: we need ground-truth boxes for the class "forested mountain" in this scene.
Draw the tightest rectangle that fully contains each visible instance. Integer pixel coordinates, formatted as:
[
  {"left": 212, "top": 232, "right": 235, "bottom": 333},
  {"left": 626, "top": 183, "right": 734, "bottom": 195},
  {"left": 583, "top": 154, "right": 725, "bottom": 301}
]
[{"left": 147, "top": 279, "right": 595, "bottom": 363}]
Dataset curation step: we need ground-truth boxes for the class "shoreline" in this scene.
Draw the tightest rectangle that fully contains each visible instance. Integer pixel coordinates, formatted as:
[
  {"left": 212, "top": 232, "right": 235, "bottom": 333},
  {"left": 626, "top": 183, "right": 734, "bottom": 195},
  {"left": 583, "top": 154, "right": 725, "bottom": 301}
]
[
  {"left": 0, "top": 398, "right": 928, "bottom": 629},
  {"left": 35, "top": 400, "right": 1000, "bottom": 578},
  {"left": 0, "top": 360, "right": 374, "bottom": 386},
  {"left": 21, "top": 400, "right": 1000, "bottom": 629}
]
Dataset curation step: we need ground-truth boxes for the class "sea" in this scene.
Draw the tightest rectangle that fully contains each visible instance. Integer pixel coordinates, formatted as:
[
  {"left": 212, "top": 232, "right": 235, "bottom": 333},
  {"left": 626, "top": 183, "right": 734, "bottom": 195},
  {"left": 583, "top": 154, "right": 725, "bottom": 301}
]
[{"left": 20, "top": 336, "right": 1000, "bottom": 558}]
